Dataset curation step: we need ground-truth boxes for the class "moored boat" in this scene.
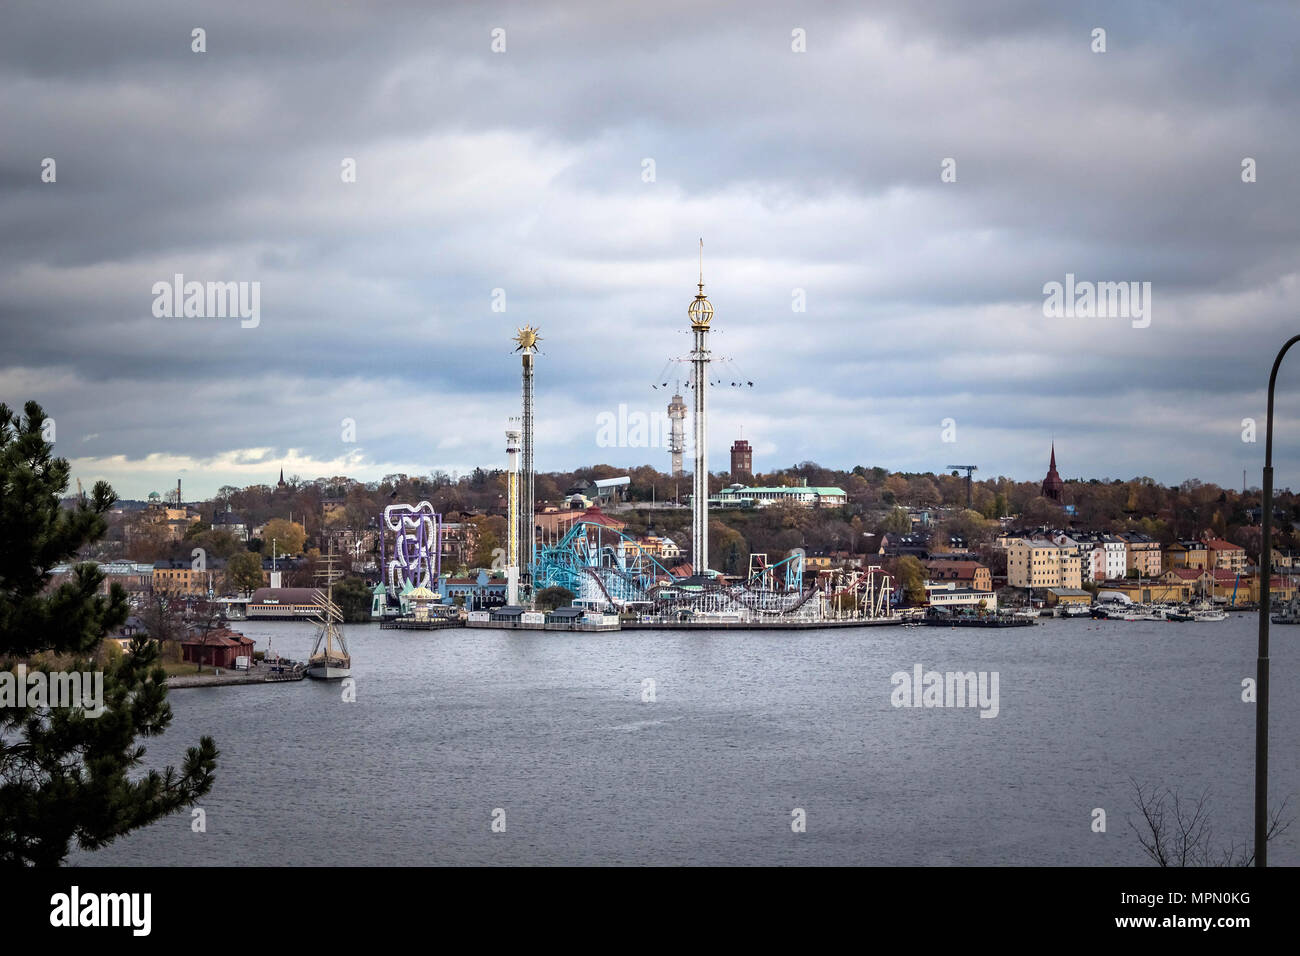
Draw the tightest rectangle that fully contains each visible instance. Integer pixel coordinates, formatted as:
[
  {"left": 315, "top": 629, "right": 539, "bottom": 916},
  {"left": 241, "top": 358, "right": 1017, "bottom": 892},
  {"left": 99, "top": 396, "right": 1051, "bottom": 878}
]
[{"left": 307, "top": 552, "right": 352, "bottom": 681}]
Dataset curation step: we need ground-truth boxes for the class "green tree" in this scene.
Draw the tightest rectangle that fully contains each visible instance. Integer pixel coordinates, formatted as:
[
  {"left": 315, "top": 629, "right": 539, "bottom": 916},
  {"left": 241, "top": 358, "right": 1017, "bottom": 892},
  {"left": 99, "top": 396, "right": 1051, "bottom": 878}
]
[
  {"left": 226, "top": 550, "right": 264, "bottom": 593},
  {"left": 333, "top": 576, "right": 373, "bottom": 623},
  {"left": 881, "top": 506, "right": 911, "bottom": 535},
  {"left": 189, "top": 528, "right": 241, "bottom": 560},
  {"left": 0, "top": 401, "right": 217, "bottom": 867},
  {"left": 534, "top": 586, "right": 575, "bottom": 612}
]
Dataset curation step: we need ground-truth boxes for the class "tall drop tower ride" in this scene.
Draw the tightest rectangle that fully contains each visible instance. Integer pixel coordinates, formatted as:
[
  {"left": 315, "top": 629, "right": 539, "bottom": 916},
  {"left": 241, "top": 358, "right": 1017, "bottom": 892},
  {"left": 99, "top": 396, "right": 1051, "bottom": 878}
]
[
  {"left": 513, "top": 326, "right": 541, "bottom": 582},
  {"left": 688, "top": 241, "right": 713, "bottom": 574}
]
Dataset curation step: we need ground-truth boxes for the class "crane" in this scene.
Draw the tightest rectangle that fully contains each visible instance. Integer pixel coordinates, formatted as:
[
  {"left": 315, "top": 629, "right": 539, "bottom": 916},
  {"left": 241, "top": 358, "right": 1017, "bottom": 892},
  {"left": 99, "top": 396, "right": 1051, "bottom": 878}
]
[{"left": 946, "top": 465, "right": 978, "bottom": 510}]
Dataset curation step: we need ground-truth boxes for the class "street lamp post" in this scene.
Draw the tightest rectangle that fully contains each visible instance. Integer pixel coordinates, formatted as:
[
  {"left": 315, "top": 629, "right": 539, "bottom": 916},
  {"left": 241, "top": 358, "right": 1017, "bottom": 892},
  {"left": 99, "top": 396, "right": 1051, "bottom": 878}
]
[{"left": 1255, "top": 333, "right": 1300, "bottom": 867}]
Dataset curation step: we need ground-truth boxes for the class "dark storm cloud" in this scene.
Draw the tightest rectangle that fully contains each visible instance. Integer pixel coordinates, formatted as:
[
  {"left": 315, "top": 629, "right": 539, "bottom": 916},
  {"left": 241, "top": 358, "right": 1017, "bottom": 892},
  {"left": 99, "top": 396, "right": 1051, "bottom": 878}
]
[{"left": 2, "top": 0, "right": 1299, "bottom": 495}]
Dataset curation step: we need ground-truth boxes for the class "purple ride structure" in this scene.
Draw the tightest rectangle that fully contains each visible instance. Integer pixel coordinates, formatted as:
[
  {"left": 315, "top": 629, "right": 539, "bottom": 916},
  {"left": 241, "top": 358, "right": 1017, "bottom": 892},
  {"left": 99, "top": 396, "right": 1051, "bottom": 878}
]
[{"left": 380, "top": 501, "right": 443, "bottom": 600}]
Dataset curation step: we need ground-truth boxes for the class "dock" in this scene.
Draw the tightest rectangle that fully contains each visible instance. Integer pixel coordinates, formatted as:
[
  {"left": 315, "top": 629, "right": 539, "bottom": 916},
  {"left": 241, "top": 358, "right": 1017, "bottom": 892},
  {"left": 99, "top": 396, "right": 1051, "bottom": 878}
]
[
  {"left": 167, "top": 660, "right": 306, "bottom": 688},
  {"left": 379, "top": 617, "right": 463, "bottom": 630},
  {"left": 922, "top": 616, "right": 1036, "bottom": 628},
  {"left": 621, "top": 617, "right": 905, "bottom": 630}
]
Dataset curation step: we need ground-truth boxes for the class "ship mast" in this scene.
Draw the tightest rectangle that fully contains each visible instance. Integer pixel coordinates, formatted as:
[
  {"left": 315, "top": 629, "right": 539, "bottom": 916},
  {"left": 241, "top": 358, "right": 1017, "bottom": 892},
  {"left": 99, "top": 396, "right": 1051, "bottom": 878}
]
[{"left": 309, "top": 546, "right": 349, "bottom": 662}]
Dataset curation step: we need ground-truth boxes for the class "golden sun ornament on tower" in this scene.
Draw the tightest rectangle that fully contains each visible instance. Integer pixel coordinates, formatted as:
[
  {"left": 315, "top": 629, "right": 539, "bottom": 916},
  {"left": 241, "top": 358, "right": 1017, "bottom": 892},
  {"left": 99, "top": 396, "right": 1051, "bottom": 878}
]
[{"left": 513, "top": 325, "right": 541, "bottom": 351}]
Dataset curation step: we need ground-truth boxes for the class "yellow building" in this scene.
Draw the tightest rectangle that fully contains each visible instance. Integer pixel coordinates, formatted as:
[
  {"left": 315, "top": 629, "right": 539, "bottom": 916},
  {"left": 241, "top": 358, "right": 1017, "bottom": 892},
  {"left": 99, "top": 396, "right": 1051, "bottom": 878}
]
[
  {"left": 1100, "top": 579, "right": 1193, "bottom": 604},
  {"left": 617, "top": 535, "right": 684, "bottom": 563},
  {"left": 1166, "top": 541, "right": 1209, "bottom": 569},
  {"left": 1204, "top": 538, "right": 1248, "bottom": 573},
  {"left": 1120, "top": 532, "right": 1162, "bottom": 577},
  {"left": 152, "top": 560, "right": 216, "bottom": 596},
  {"left": 1045, "top": 588, "right": 1091, "bottom": 606},
  {"left": 1006, "top": 539, "right": 1082, "bottom": 589},
  {"left": 1211, "top": 571, "right": 1295, "bottom": 605}
]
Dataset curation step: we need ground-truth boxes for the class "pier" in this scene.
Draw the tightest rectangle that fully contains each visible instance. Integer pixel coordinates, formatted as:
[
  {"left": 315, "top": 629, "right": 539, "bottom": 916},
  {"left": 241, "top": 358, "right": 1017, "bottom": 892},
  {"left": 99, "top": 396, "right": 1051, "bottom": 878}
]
[
  {"left": 622, "top": 617, "right": 904, "bottom": 630},
  {"left": 167, "top": 660, "right": 306, "bottom": 688},
  {"left": 379, "top": 617, "right": 463, "bottom": 630}
]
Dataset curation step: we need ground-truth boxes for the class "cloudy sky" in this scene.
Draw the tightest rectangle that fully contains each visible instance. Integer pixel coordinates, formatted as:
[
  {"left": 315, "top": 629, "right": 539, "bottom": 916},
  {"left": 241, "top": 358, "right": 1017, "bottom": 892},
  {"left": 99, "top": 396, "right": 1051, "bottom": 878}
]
[{"left": 3, "top": 0, "right": 1300, "bottom": 500}]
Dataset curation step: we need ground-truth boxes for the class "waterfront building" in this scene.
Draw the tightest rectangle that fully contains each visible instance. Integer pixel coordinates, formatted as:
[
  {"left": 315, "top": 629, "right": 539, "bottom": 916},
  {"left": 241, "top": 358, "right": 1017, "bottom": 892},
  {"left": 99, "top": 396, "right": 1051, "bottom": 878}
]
[
  {"left": 1119, "top": 531, "right": 1162, "bottom": 577},
  {"left": 1203, "top": 537, "right": 1247, "bottom": 573},
  {"left": 1166, "top": 540, "right": 1209, "bottom": 569},
  {"left": 441, "top": 571, "right": 509, "bottom": 610},
  {"left": 1209, "top": 569, "right": 1289, "bottom": 604},
  {"left": 1164, "top": 567, "right": 1214, "bottom": 595},
  {"left": 1067, "top": 532, "right": 1125, "bottom": 582},
  {"left": 1044, "top": 587, "right": 1091, "bottom": 607},
  {"left": 924, "top": 559, "right": 992, "bottom": 592},
  {"left": 926, "top": 584, "right": 998, "bottom": 612},
  {"left": 247, "top": 587, "right": 322, "bottom": 619},
  {"left": 179, "top": 627, "right": 255, "bottom": 669},
  {"left": 1005, "top": 538, "right": 1082, "bottom": 589}
]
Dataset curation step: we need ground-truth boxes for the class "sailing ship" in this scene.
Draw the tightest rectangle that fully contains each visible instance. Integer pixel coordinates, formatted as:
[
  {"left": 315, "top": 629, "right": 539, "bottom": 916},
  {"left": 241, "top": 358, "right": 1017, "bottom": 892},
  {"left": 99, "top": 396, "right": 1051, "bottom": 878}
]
[{"left": 307, "top": 551, "right": 352, "bottom": 680}]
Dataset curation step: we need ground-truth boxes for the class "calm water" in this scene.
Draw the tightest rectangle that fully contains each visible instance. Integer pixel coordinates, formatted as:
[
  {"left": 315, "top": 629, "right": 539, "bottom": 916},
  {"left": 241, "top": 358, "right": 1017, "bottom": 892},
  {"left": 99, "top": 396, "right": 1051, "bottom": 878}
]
[{"left": 71, "top": 614, "right": 1299, "bottom": 866}]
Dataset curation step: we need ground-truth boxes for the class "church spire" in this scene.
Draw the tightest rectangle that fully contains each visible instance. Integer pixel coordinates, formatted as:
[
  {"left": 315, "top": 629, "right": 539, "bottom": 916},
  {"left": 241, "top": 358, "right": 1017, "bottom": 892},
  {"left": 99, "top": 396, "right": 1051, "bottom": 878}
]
[{"left": 1042, "top": 442, "right": 1064, "bottom": 504}]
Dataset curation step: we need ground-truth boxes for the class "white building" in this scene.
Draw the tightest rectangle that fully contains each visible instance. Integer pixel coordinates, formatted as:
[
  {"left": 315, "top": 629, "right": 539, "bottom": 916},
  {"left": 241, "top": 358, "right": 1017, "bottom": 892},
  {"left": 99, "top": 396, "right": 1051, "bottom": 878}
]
[
  {"left": 714, "top": 484, "right": 848, "bottom": 508},
  {"left": 926, "top": 584, "right": 998, "bottom": 611},
  {"left": 1075, "top": 533, "right": 1126, "bottom": 582},
  {"left": 1101, "top": 535, "right": 1127, "bottom": 580}
]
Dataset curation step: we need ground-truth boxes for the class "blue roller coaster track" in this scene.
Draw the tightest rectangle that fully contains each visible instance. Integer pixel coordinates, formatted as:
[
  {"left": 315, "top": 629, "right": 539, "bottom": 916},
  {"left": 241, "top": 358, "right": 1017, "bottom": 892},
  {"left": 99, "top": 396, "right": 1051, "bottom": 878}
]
[{"left": 532, "top": 519, "right": 809, "bottom": 614}]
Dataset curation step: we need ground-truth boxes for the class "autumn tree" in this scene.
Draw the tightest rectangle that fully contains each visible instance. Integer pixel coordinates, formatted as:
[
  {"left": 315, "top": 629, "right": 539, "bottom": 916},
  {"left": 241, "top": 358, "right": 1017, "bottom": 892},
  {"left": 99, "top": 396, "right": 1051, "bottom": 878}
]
[
  {"left": 262, "top": 518, "right": 306, "bottom": 556},
  {"left": 889, "top": 555, "right": 927, "bottom": 605}
]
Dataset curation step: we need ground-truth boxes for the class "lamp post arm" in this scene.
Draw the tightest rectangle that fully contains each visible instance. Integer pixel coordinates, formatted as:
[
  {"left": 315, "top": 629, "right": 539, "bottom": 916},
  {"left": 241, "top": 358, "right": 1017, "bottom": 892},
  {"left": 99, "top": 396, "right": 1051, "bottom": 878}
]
[
  {"left": 1265, "top": 335, "right": 1300, "bottom": 466},
  {"left": 1255, "top": 332, "right": 1300, "bottom": 868}
]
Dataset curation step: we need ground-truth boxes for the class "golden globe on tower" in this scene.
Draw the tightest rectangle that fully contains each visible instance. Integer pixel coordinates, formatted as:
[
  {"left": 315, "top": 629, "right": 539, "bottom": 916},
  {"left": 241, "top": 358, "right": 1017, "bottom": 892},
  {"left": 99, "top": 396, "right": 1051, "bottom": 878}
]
[{"left": 688, "top": 240, "right": 713, "bottom": 329}]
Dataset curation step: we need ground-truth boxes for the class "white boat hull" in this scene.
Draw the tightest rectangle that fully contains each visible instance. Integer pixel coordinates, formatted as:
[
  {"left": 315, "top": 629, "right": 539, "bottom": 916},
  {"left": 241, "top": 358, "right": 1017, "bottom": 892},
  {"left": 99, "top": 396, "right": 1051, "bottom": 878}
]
[{"left": 307, "top": 663, "right": 351, "bottom": 680}]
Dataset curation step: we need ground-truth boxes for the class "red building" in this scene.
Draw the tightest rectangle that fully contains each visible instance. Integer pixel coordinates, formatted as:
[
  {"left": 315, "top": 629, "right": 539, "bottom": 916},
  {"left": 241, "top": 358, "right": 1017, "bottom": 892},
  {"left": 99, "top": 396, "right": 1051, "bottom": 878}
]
[
  {"left": 730, "top": 438, "right": 752, "bottom": 479},
  {"left": 181, "top": 628, "right": 255, "bottom": 669}
]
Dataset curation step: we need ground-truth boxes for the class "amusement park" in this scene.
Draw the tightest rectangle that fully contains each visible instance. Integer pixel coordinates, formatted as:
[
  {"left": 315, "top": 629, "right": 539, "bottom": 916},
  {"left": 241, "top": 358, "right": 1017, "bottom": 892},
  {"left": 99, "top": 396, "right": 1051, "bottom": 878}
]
[{"left": 370, "top": 244, "right": 900, "bottom": 631}]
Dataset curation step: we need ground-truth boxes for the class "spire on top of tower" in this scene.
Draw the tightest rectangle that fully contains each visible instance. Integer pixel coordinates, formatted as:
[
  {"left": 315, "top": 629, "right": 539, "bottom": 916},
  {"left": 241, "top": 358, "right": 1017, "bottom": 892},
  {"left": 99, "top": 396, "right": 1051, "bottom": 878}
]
[{"left": 688, "top": 238, "right": 713, "bottom": 329}]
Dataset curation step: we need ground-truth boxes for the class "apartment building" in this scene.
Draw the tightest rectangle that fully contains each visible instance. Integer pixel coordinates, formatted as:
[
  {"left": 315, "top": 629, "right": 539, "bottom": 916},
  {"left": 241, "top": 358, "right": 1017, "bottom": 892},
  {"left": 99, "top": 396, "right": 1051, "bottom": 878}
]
[
  {"left": 924, "top": 559, "right": 993, "bottom": 592},
  {"left": 152, "top": 559, "right": 219, "bottom": 596},
  {"left": 1005, "top": 539, "right": 1082, "bottom": 589},
  {"left": 1203, "top": 537, "right": 1247, "bottom": 573},
  {"left": 1166, "top": 540, "right": 1209, "bottom": 569},
  {"left": 1119, "top": 531, "right": 1162, "bottom": 577}
]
